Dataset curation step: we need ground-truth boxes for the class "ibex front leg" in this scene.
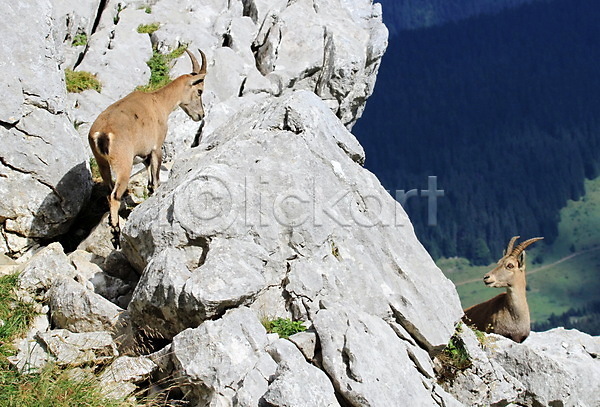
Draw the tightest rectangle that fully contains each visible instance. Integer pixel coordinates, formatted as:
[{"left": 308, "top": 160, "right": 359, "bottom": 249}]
[
  {"left": 146, "top": 148, "right": 163, "bottom": 194},
  {"left": 108, "top": 154, "right": 133, "bottom": 249}
]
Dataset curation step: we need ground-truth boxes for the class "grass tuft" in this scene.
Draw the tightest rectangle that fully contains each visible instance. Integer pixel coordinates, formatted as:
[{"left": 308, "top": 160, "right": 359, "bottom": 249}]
[
  {"left": 65, "top": 69, "right": 101, "bottom": 93},
  {"left": 71, "top": 33, "right": 88, "bottom": 47},
  {"left": 0, "top": 274, "right": 134, "bottom": 407},
  {"left": 137, "top": 23, "right": 160, "bottom": 34},
  {"left": 262, "top": 317, "right": 306, "bottom": 339}
]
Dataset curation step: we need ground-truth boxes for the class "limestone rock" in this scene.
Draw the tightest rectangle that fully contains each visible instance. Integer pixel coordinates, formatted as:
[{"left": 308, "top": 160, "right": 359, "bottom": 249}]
[
  {"left": 313, "top": 306, "right": 454, "bottom": 406},
  {"left": 9, "top": 312, "right": 51, "bottom": 373},
  {"left": 48, "top": 277, "right": 127, "bottom": 334},
  {"left": 442, "top": 327, "right": 524, "bottom": 406},
  {"left": 263, "top": 338, "right": 340, "bottom": 407},
  {"left": 36, "top": 329, "right": 117, "bottom": 366},
  {"left": 123, "top": 91, "right": 462, "bottom": 351},
  {"left": 0, "top": 1, "right": 92, "bottom": 254},
  {"left": 491, "top": 328, "right": 600, "bottom": 407},
  {"left": 16, "top": 243, "right": 77, "bottom": 301},
  {"left": 170, "top": 307, "right": 276, "bottom": 406}
]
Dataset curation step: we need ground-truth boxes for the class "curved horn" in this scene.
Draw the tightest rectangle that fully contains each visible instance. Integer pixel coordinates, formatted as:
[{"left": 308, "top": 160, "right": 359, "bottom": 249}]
[
  {"left": 504, "top": 236, "right": 520, "bottom": 256},
  {"left": 198, "top": 49, "right": 207, "bottom": 74},
  {"left": 511, "top": 237, "right": 544, "bottom": 257},
  {"left": 185, "top": 48, "right": 200, "bottom": 74}
]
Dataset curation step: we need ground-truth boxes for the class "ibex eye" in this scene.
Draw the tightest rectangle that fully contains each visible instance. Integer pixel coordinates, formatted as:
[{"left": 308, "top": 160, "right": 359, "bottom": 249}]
[{"left": 506, "top": 263, "right": 515, "bottom": 269}]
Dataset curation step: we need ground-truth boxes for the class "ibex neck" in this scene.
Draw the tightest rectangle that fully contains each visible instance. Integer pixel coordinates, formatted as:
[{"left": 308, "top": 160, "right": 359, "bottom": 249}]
[
  {"left": 506, "top": 284, "right": 529, "bottom": 318},
  {"left": 152, "top": 77, "right": 186, "bottom": 115}
]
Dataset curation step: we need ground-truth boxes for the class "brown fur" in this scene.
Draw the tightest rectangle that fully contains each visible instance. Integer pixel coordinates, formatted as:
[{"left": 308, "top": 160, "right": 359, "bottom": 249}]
[
  {"left": 462, "top": 236, "right": 543, "bottom": 343},
  {"left": 89, "top": 49, "right": 207, "bottom": 245}
]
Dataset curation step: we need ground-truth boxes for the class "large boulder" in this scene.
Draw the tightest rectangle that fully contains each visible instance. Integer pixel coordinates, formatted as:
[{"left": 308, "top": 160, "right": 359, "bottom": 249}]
[
  {"left": 121, "top": 90, "right": 462, "bottom": 404},
  {"left": 0, "top": 1, "right": 92, "bottom": 255},
  {"left": 123, "top": 91, "right": 462, "bottom": 352}
]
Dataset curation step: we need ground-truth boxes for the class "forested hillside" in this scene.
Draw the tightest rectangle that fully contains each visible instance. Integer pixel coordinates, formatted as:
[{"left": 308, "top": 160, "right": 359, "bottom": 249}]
[
  {"left": 378, "top": 0, "right": 543, "bottom": 33},
  {"left": 355, "top": 0, "right": 600, "bottom": 264}
]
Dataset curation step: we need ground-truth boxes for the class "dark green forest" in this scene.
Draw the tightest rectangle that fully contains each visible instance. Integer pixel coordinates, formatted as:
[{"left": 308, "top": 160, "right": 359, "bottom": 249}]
[
  {"left": 355, "top": 0, "right": 600, "bottom": 264},
  {"left": 381, "top": 0, "right": 540, "bottom": 32}
]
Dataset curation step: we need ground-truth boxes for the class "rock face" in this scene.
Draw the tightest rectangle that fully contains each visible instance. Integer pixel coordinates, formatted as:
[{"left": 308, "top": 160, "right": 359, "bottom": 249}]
[
  {"left": 444, "top": 327, "right": 600, "bottom": 407},
  {"left": 0, "top": 1, "right": 92, "bottom": 254},
  {"left": 121, "top": 88, "right": 463, "bottom": 403}
]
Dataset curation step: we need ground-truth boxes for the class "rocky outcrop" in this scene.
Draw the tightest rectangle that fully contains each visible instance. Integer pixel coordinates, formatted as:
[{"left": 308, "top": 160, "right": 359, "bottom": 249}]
[
  {"left": 444, "top": 326, "right": 600, "bottom": 407},
  {"left": 0, "top": 1, "right": 92, "bottom": 254},
  {"left": 120, "top": 87, "right": 462, "bottom": 404}
]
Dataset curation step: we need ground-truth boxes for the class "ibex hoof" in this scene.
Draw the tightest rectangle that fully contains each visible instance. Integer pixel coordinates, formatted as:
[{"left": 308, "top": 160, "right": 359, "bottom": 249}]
[
  {"left": 111, "top": 235, "right": 121, "bottom": 249},
  {"left": 109, "top": 224, "right": 121, "bottom": 249}
]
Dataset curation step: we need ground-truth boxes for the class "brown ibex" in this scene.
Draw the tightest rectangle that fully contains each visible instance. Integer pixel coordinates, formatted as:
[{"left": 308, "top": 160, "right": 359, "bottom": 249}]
[
  {"left": 89, "top": 49, "right": 207, "bottom": 247},
  {"left": 463, "top": 236, "right": 543, "bottom": 343}
]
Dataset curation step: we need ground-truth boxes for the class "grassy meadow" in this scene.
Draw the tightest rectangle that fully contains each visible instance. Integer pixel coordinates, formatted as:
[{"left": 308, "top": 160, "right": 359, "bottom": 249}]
[{"left": 440, "top": 177, "right": 600, "bottom": 326}]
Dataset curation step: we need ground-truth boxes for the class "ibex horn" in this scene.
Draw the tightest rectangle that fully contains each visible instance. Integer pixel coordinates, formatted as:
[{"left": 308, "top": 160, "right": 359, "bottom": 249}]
[
  {"left": 505, "top": 236, "right": 520, "bottom": 256},
  {"left": 511, "top": 237, "right": 544, "bottom": 257},
  {"left": 199, "top": 49, "right": 207, "bottom": 74},
  {"left": 186, "top": 48, "right": 201, "bottom": 74}
]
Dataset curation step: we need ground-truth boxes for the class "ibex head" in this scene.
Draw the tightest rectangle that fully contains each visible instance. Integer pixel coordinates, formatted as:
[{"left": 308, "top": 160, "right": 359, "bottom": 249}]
[
  {"left": 179, "top": 49, "right": 207, "bottom": 122},
  {"left": 483, "top": 236, "right": 543, "bottom": 288}
]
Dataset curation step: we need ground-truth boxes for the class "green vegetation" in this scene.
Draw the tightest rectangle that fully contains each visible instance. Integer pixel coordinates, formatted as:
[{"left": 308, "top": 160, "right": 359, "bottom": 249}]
[
  {"left": 0, "top": 274, "right": 130, "bottom": 407},
  {"left": 71, "top": 33, "right": 88, "bottom": 47},
  {"left": 89, "top": 157, "right": 103, "bottom": 183},
  {"left": 137, "top": 22, "right": 160, "bottom": 34},
  {"left": 262, "top": 318, "right": 306, "bottom": 339},
  {"left": 137, "top": 45, "right": 187, "bottom": 92},
  {"left": 441, "top": 177, "right": 600, "bottom": 334},
  {"left": 65, "top": 69, "right": 101, "bottom": 93},
  {"left": 436, "top": 325, "right": 471, "bottom": 383}
]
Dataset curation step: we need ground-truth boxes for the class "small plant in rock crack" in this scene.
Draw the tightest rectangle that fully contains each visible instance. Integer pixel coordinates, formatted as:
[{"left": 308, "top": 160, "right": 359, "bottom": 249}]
[
  {"left": 436, "top": 324, "right": 472, "bottom": 383},
  {"left": 65, "top": 69, "right": 102, "bottom": 93},
  {"left": 71, "top": 33, "right": 88, "bottom": 47},
  {"left": 137, "top": 22, "right": 160, "bottom": 34},
  {"left": 262, "top": 317, "right": 306, "bottom": 339}
]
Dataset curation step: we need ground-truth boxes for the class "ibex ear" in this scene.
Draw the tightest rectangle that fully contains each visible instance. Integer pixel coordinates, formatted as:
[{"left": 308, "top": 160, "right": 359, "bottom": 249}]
[
  {"left": 518, "top": 251, "right": 526, "bottom": 268},
  {"left": 191, "top": 75, "right": 205, "bottom": 86}
]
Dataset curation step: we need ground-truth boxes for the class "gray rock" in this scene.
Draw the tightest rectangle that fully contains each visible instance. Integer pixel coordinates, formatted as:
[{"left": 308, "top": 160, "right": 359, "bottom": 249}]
[
  {"left": 36, "top": 329, "right": 118, "bottom": 366},
  {"left": 263, "top": 338, "right": 340, "bottom": 407},
  {"left": 313, "top": 306, "right": 450, "bottom": 406},
  {"left": 123, "top": 91, "right": 462, "bottom": 352},
  {"left": 442, "top": 327, "right": 524, "bottom": 406},
  {"left": 48, "top": 277, "right": 126, "bottom": 334},
  {"left": 69, "top": 249, "right": 135, "bottom": 307},
  {"left": 0, "top": 0, "right": 92, "bottom": 254},
  {"left": 170, "top": 307, "right": 276, "bottom": 406},
  {"left": 76, "top": 3, "right": 153, "bottom": 101},
  {"left": 9, "top": 312, "right": 51, "bottom": 373},
  {"left": 99, "top": 355, "right": 157, "bottom": 384},
  {"left": 491, "top": 328, "right": 600, "bottom": 407},
  {"left": 16, "top": 243, "right": 77, "bottom": 300}
]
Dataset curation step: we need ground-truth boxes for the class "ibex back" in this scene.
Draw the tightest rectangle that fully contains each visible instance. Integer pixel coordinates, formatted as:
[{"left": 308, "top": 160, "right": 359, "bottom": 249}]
[{"left": 89, "top": 49, "right": 207, "bottom": 247}]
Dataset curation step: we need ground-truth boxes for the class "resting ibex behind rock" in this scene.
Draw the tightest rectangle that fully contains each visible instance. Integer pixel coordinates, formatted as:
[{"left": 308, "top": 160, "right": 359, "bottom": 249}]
[
  {"left": 89, "top": 49, "right": 207, "bottom": 247},
  {"left": 463, "top": 236, "right": 543, "bottom": 343}
]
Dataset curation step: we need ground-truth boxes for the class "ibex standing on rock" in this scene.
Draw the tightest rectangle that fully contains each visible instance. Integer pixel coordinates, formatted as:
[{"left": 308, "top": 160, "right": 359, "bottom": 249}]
[
  {"left": 463, "top": 236, "right": 544, "bottom": 343},
  {"left": 89, "top": 49, "right": 207, "bottom": 248}
]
